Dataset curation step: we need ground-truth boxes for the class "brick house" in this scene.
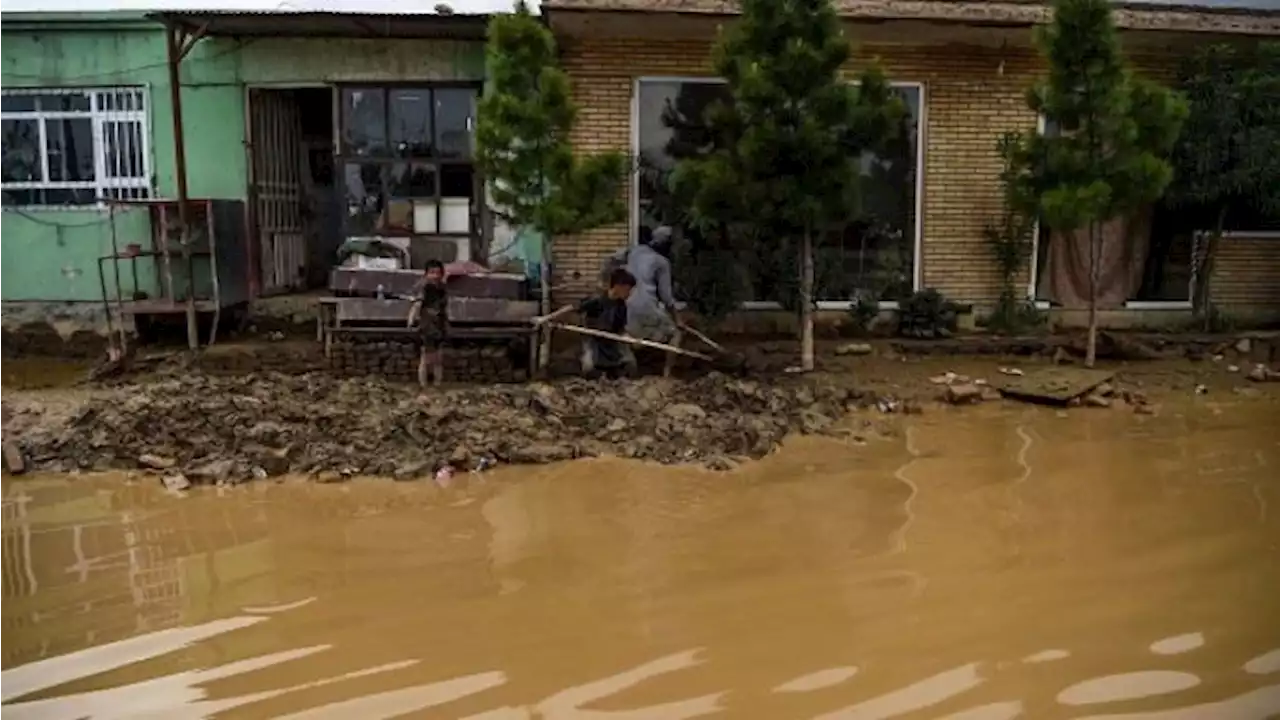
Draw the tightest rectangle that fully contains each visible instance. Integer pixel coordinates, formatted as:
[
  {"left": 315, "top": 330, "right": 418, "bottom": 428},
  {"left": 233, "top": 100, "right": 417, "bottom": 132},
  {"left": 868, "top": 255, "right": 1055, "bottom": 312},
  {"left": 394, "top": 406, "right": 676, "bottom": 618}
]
[{"left": 542, "top": 0, "right": 1280, "bottom": 328}]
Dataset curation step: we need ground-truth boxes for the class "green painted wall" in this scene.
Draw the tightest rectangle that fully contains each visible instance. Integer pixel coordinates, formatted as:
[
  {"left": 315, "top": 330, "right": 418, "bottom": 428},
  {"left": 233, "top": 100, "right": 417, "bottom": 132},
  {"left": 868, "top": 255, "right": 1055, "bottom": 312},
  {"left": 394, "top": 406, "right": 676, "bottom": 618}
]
[{"left": 1, "top": 14, "right": 485, "bottom": 307}]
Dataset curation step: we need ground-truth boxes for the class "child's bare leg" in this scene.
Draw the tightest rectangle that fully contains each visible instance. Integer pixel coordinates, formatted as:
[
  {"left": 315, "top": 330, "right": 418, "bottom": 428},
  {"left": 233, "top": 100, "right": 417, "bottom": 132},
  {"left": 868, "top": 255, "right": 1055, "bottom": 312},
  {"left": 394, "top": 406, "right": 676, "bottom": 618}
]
[
  {"left": 418, "top": 348, "right": 430, "bottom": 388},
  {"left": 430, "top": 350, "right": 444, "bottom": 386}
]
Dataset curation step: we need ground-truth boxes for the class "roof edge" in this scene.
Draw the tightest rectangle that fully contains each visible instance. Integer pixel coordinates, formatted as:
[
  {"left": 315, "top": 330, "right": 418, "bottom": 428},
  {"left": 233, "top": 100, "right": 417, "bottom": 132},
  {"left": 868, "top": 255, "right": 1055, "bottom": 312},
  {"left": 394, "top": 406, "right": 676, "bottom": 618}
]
[{"left": 543, "top": 0, "right": 1280, "bottom": 35}]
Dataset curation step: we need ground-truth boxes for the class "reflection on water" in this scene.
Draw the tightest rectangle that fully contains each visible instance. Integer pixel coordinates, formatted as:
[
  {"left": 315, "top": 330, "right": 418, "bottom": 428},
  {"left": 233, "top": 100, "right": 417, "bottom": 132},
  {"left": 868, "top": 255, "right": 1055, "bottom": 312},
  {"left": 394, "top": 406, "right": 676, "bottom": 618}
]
[{"left": 3, "top": 402, "right": 1279, "bottom": 718}]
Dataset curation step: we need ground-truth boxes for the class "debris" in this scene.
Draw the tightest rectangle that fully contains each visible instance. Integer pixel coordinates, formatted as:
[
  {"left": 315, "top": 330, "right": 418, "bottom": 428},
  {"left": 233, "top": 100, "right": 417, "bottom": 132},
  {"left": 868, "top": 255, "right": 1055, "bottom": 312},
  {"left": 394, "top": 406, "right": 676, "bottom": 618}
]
[
  {"left": 996, "top": 368, "right": 1116, "bottom": 406},
  {"left": 3, "top": 442, "right": 27, "bottom": 475},
  {"left": 834, "top": 342, "right": 873, "bottom": 357},
  {"left": 393, "top": 461, "right": 429, "bottom": 481},
  {"left": 1194, "top": 384, "right": 1208, "bottom": 395},
  {"left": 434, "top": 465, "right": 455, "bottom": 485},
  {"left": 1084, "top": 394, "right": 1112, "bottom": 408},
  {"left": 1247, "top": 365, "right": 1279, "bottom": 383},
  {"left": 162, "top": 473, "right": 191, "bottom": 491},
  {"left": 998, "top": 367, "right": 1025, "bottom": 377},
  {"left": 1236, "top": 338, "right": 1252, "bottom": 355},
  {"left": 1134, "top": 404, "right": 1156, "bottom": 415},
  {"left": 980, "top": 386, "right": 1003, "bottom": 402},
  {"left": 944, "top": 383, "right": 984, "bottom": 405},
  {"left": 1227, "top": 365, "right": 1240, "bottom": 373},
  {"left": 138, "top": 453, "right": 177, "bottom": 470},
  {"left": 315, "top": 470, "right": 345, "bottom": 484}
]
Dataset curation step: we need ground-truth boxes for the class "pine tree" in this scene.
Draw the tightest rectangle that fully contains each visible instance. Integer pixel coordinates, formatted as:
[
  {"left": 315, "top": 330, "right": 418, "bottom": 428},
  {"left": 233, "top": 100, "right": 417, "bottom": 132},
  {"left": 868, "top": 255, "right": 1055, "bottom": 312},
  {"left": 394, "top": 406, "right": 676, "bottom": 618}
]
[
  {"left": 476, "top": 1, "right": 627, "bottom": 372},
  {"left": 1005, "top": 0, "right": 1186, "bottom": 366},
  {"left": 671, "top": 0, "right": 903, "bottom": 371},
  {"left": 1170, "top": 43, "right": 1280, "bottom": 330}
]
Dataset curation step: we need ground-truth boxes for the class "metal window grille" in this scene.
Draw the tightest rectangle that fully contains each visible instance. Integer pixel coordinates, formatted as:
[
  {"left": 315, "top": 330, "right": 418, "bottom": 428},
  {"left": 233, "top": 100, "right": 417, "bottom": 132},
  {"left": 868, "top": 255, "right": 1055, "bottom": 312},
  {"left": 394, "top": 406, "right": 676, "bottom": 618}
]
[{"left": 1, "top": 87, "right": 152, "bottom": 207}]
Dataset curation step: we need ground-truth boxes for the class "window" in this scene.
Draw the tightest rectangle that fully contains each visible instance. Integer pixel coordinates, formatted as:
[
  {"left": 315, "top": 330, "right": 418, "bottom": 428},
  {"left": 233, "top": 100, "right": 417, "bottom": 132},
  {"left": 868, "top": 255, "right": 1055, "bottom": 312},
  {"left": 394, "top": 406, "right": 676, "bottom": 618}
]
[
  {"left": 337, "top": 84, "right": 480, "bottom": 255},
  {"left": 1, "top": 88, "right": 150, "bottom": 207},
  {"left": 1032, "top": 117, "right": 1196, "bottom": 305},
  {"left": 634, "top": 78, "right": 922, "bottom": 305}
]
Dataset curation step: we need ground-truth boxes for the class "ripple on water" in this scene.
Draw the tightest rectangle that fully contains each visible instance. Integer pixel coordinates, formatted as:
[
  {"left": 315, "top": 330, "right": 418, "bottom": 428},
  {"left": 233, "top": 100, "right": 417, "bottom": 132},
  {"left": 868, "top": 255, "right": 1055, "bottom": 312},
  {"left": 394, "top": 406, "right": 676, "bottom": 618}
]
[
  {"left": 1057, "top": 671, "right": 1201, "bottom": 706},
  {"left": 773, "top": 666, "right": 859, "bottom": 693},
  {"left": 1243, "top": 648, "right": 1280, "bottom": 675},
  {"left": 1149, "top": 633, "right": 1205, "bottom": 656}
]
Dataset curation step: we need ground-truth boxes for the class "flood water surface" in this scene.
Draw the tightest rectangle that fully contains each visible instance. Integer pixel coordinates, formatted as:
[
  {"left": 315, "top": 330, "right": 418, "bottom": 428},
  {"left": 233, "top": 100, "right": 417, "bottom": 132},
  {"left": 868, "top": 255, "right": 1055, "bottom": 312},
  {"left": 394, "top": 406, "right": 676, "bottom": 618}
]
[{"left": 3, "top": 402, "right": 1279, "bottom": 719}]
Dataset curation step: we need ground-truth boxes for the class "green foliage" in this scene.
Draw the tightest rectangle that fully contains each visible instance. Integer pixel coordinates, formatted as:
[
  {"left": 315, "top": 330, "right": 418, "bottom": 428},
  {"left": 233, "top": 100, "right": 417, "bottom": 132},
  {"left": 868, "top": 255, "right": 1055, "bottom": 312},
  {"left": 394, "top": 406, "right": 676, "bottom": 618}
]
[
  {"left": 845, "top": 293, "right": 881, "bottom": 336},
  {"left": 1006, "top": 0, "right": 1187, "bottom": 233},
  {"left": 1001, "top": 0, "right": 1186, "bottom": 364},
  {"left": 896, "top": 289, "right": 959, "bottom": 339},
  {"left": 1168, "top": 43, "right": 1280, "bottom": 325},
  {"left": 476, "top": 1, "right": 627, "bottom": 238},
  {"left": 985, "top": 133, "right": 1041, "bottom": 334},
  {"left": 669, "top": 0, "right": 904, "bottom": 367}
]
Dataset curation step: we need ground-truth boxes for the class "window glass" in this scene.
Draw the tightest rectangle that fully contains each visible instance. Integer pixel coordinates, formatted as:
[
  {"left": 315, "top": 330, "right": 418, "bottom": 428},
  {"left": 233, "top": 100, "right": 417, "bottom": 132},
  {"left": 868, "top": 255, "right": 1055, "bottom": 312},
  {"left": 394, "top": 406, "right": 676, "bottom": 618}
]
[
  {"left": 1, "top": 88, "right": 150, "bottom": 206},
  {"left": 390, "top": 89, "right": 433, "bottom": 157},
  {"left": 434, "top": 88, "right": 476, "bottom": 160},
  {"left": 635, "top": 80, "right": 921, "bottom": 303},
  {"left": 343, "top": 162, "right": 386, "bottom": 234},
  {"left": 341, "top": 88, "right": 387, "bottom": 157},
  {"left": 46, "top": 118, "right": 94, "bottom": 182},
  {"left": 2, "top": 119, "right": 41, "bottom": 182}
]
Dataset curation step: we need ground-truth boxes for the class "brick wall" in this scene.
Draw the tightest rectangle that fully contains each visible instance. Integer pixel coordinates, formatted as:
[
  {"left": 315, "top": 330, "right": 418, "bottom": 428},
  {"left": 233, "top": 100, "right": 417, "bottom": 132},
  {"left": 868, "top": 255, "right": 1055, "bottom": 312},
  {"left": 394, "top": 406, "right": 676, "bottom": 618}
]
[
  {"left": 556, "top": 34, "right": 1278, "bottom": 318},
  {"left": 557, "top": 36, "right": 1041, "bottom": 306}
]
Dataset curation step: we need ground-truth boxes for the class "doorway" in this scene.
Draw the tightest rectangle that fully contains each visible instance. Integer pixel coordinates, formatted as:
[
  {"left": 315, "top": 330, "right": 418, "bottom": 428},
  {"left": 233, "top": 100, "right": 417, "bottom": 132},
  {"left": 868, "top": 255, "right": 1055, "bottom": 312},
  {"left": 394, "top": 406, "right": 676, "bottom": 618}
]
[{"left": 246, "top": 86, "right": 336, "bottom": 295}]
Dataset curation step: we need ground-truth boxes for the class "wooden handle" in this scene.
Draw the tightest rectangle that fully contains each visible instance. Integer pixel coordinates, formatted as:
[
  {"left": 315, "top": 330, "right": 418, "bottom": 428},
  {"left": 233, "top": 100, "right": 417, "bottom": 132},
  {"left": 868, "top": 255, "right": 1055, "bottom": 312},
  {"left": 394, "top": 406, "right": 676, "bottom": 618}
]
[{"left": 547, "top": 322, "right": 713, "bottom": 361}]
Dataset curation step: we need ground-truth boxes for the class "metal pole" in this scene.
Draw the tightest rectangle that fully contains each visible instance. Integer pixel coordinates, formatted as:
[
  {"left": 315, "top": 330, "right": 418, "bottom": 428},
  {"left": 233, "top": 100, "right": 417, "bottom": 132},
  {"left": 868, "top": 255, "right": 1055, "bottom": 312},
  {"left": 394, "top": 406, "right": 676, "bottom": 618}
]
[{"left": 166, "top": 24, "right": 199, "bottom": 351}]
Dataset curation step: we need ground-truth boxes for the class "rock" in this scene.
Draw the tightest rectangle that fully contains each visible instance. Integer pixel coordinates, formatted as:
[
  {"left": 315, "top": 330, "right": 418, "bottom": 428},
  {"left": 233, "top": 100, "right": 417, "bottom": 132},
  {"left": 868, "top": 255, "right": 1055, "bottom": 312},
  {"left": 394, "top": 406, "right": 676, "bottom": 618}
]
[
  {"left": 249, "top": 445, "right": 291, "bottom": 476},
  {"left": 703, "top": 455, "right": 737, "bottom": 471},
  {"left": 834, "top": 342, "right": 873, "bottom": 357},
  {"left": 1236, "top": 338, "right": 1252, "bottom": 355},
  {"left": 944, "top": 383, "right": 983, "bottom": 405},
  {"left": 393, "top": 461, "right": 429, "bottom": 481},
  {"left": 1094, "top": 382, "right": 1115, "bottom": 398},
  {"left": 162, "top": 473, "right": 191, "bottom": 491},
  {"left": 1134, "top": 404, "right": 1156, "bottom": 415},
  {"left": 1233, "top": 387, "right": 1262, "bottom": 398},
  {"left": 1227, "top": 365, "right": 1240, "bottom": 373},
  {"left": 3, "top": 442, "right": 27, "bottom": 475},
  {"left": 800, "top": 409, "right": 835, "bottom": 434},
  {"left": 449, "top": 445, "right": 471, "bottom": 466},
  {"left": 315, "top": 470, "right": 345, "bottom": 484},
  {"left": 1247, "top": 365, "right": 1279, "bottom": 382},
  {"left": 1084, "top": 394, "right": 1112, "bottom": 408},
  {"left": 663, "top": 403, "right": 707, "bottom": 421},
  {"left": 980, "top": 386, "right": 1003, "bottom": 402},
  {"left": 138, "top": 453, "right": 176, "bottom": 470},
  {"left": 509, "top": 444, "right": 575, "bottom": 464},
  {"left": 188, "top": 458, "right": 236, "bottom": 484}
]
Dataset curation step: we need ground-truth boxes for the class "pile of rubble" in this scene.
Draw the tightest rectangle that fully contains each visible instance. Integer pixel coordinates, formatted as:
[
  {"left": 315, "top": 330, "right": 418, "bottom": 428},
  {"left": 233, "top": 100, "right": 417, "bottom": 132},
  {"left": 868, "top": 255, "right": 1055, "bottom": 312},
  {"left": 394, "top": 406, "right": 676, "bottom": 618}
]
[{"left": 8, "top": 371, "right": 870, "bottom": 482}]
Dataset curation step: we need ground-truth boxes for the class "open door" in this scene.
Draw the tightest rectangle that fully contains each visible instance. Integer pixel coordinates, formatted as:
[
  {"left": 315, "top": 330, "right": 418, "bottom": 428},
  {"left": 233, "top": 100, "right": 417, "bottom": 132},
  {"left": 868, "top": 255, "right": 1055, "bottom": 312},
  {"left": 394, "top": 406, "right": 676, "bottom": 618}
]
[{"left": 247, "top": 88, "right": 307, "bottom": 294}]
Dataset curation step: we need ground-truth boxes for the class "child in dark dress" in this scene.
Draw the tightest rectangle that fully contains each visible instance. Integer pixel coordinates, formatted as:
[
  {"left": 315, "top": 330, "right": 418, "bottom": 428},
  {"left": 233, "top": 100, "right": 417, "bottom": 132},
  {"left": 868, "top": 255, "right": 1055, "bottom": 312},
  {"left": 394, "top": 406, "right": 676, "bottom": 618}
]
[{"left": 407, "top": 260, "right": 448, "bottom": 387}]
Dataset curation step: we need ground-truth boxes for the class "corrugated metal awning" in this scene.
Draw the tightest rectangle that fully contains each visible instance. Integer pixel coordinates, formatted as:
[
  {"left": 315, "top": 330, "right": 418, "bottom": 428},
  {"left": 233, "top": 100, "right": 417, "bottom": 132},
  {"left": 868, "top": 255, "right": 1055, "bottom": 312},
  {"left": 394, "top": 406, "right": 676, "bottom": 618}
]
[{"left": 148, "top": 10, "right": 489, "bottom": 40}]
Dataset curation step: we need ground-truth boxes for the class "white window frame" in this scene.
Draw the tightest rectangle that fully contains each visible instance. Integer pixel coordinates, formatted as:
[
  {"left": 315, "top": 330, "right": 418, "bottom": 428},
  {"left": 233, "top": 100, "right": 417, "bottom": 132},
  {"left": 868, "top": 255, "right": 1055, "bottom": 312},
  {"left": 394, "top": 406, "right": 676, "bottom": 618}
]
[
  {"left": 631, "top": 76, "right": 926, "bottom": 311},
  {"left": 1, "top": 87, "right": 152, "bottom": 208}
]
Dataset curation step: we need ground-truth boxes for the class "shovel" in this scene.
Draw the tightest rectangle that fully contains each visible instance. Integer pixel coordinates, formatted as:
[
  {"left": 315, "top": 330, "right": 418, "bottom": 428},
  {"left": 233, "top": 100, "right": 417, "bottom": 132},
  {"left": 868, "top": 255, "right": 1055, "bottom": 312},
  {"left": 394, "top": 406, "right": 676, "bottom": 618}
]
[{"left": 677, "top": 322, "right": 749, "bottom": 374}]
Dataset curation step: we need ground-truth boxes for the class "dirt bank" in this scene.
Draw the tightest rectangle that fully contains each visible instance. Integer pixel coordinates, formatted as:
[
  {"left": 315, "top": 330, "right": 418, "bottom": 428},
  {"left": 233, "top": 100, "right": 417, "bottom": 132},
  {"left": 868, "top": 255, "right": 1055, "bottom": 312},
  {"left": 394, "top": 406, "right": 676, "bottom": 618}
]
[{"left": 6, "top": 371, "right": 877, "bottom": 482}]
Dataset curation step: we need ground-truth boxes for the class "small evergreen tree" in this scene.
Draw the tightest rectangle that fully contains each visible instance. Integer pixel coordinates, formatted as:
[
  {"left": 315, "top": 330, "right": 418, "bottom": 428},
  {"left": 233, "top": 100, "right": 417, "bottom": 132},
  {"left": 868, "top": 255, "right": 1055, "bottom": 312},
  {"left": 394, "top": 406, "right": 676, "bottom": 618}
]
[
  {"left": 476, "top": 1, "right": 628, "bottom": 372},
  {"left": 671, "top": 0, "right": 903, "bottom": 371},
  {"left": 1170, "top": 43, "right": 1280, "bottom": 330},
  {"left": 1004, "top": 0, "right": 1186, "bottom": 366}
]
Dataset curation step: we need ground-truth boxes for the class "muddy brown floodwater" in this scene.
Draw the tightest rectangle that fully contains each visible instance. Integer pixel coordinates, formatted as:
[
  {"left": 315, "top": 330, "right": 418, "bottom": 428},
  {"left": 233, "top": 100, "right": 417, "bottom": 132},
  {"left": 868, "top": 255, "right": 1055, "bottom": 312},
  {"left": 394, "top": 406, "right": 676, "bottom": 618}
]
[{"left": 3, "top": 398, "right": 1280, "bottom": 719}]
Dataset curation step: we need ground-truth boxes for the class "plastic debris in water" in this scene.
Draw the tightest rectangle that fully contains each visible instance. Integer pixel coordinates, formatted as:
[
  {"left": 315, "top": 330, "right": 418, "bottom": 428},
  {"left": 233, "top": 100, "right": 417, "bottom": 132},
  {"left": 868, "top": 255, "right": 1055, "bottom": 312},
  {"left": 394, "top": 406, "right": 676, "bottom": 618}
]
[{"left": 434, "top": 465, "right": 455, "bottom": 486}]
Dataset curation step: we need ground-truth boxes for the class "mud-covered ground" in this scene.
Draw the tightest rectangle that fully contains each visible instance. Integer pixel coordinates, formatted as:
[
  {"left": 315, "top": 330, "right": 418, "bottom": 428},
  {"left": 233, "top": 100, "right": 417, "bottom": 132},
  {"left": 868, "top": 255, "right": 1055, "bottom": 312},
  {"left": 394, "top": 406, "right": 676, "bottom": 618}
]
[
  {"left": 3, "top": 370, "right": 888, "bottom": 482},
  {"left": 3, "top": 336, "right": 1276, "bottom": 485}
]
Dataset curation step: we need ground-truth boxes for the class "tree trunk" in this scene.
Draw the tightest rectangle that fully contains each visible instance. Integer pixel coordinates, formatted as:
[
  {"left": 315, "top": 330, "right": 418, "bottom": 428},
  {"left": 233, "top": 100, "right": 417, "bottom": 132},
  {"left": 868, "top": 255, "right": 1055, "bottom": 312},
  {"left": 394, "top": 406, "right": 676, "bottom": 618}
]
[
  {"left": 537, "top": 236, "right": 552, "bottom": 376},
  {"left": 800, "top": 229, "right": 815, "bottom": 372},
  {"left": 1086, "top": 220, "right": 1100, "bottom": 368},
  {"left": 1192, "top": 208, "right": 1227, "bottom": 332}
]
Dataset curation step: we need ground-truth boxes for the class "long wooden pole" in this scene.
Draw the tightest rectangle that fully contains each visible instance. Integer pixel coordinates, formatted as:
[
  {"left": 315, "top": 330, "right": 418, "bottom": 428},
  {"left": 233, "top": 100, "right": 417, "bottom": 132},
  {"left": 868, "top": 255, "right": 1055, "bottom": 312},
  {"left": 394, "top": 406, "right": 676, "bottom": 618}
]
[
  {"left": 166, "top": 24, "right": 199, "bottom": 351},
  {"left": 546, "top": 322, "right": 713, "bottom": 361}
]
